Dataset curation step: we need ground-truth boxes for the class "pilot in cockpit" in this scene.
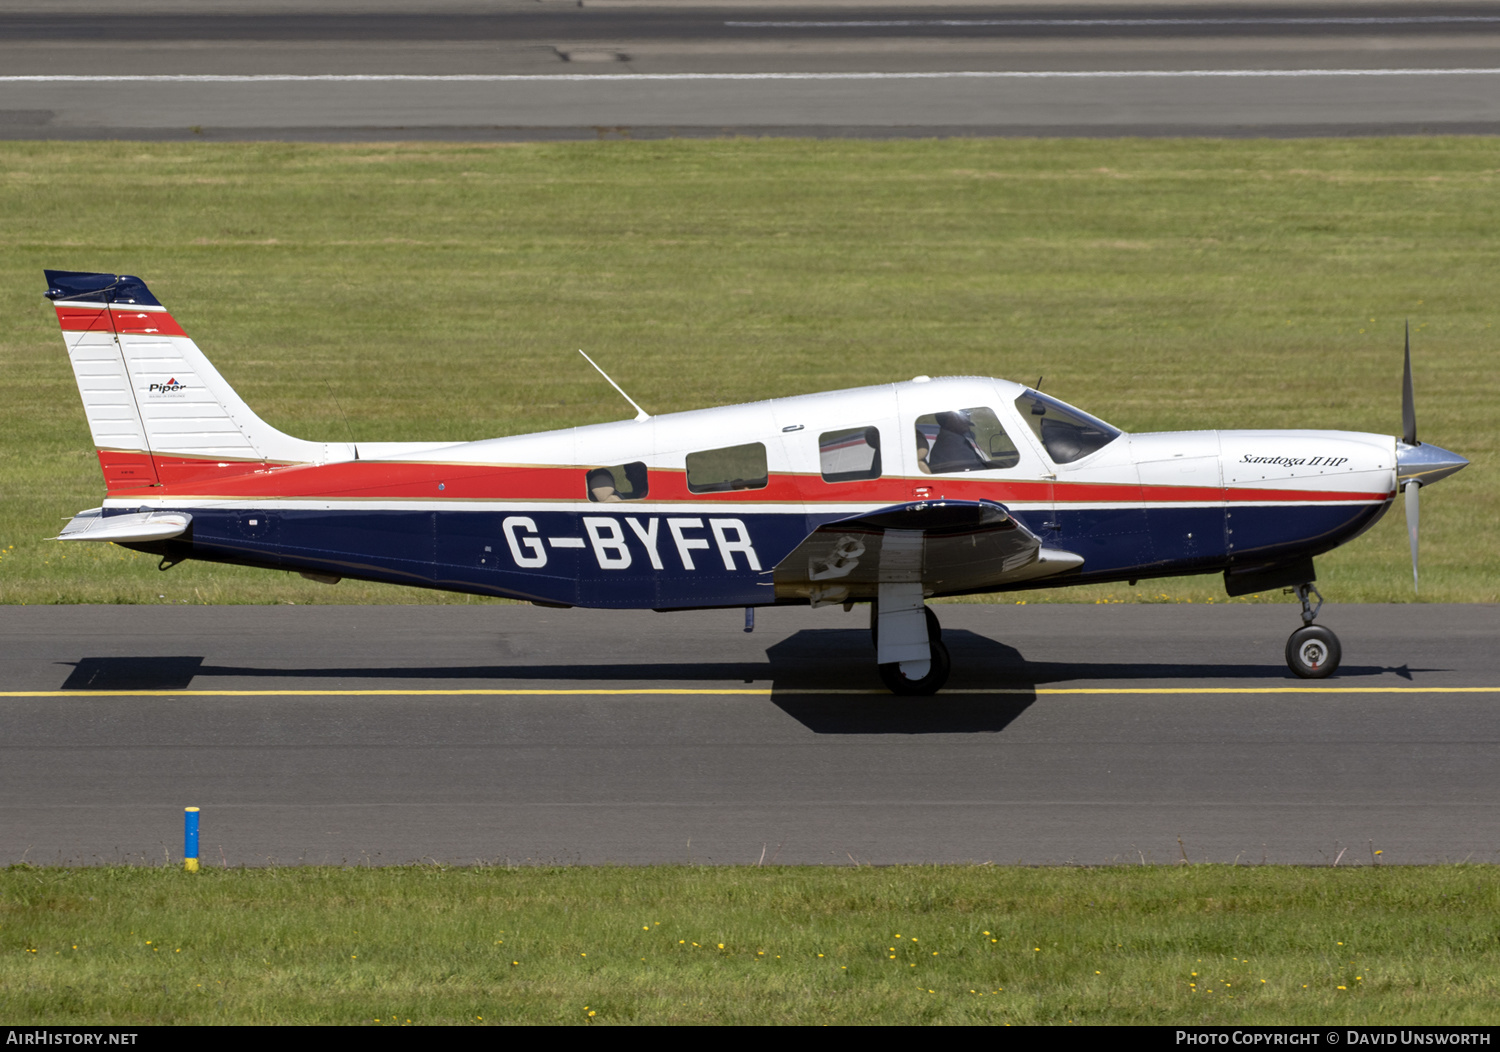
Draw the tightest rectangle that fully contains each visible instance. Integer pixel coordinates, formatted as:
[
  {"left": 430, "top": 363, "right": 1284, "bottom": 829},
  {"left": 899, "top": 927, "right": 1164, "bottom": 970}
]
[{"left": 926, "top": 410, "right": 987, "bottom": 473}]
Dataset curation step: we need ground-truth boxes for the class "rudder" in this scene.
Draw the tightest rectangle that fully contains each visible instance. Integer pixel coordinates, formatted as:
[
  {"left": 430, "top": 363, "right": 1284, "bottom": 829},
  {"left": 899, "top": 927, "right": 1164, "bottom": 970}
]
[{"left": 45, "top": 270, "right": 343, "bottom": 490}]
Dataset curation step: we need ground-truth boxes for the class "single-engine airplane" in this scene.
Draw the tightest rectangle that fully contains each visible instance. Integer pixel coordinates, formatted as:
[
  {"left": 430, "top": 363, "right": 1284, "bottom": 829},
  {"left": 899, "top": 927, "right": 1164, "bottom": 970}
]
[{"left": 45, "top": 269, "right": 1468, "bottom": 694}]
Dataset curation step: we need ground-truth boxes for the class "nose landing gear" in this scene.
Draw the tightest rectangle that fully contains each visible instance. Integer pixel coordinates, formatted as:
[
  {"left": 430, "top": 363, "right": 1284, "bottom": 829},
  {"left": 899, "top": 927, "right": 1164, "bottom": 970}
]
[{"left": 1285, "top": 582, "right": 1340, "bottom": 678}]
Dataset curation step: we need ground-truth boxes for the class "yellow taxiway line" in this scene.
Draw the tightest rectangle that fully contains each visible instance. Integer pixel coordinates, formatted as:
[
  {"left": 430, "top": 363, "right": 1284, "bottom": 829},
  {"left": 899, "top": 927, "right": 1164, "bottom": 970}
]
[{"left": 1, "top": 686, "right": 1498, "bottom": 698}]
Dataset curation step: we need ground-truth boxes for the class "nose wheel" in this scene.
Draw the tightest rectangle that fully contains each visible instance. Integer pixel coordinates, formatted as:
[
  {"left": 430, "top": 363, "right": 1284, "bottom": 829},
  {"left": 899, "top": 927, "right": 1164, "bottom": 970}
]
[
  {"left": 1286, "top": 625, "right": 1340, "bottom": 678},
  {"left": 1285, "top": 582, "right": 1340, "bottom": 678}
]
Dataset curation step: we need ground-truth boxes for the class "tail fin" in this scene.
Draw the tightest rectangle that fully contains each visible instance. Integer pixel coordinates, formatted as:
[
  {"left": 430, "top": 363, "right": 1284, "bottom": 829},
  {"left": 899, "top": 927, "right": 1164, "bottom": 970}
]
[{"left": 45, "top": 270, "right": 347, "bottom": 490}]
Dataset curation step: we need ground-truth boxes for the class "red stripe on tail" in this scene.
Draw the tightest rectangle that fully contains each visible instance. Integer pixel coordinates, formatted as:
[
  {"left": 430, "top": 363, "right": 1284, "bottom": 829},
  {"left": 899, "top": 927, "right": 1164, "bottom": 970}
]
[{"left": 56, "top": 305, "right": 188, "bottom": 338}]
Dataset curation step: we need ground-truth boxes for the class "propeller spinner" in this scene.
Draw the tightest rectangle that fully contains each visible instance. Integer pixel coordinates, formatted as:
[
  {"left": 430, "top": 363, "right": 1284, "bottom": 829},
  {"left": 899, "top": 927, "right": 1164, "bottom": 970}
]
[{"left": 1394, "top": 322, "right": 1469, "bottom": 591}]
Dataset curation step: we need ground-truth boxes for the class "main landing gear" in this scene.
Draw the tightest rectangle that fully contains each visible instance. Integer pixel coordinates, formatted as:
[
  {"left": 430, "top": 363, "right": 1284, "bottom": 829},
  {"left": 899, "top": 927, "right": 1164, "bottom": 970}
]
[
  {"left": 871, "top": 599, "right": 950, "bottom": 695},
  {"left": 1285, "top": 582, "right": 1341, "bottom": 679}
]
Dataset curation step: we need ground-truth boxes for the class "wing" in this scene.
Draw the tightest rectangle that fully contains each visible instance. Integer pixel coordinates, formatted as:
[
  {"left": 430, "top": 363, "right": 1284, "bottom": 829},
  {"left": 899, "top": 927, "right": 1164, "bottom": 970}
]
[{"left": 772, "top": 499, "right": 1082, "bottom": 606}]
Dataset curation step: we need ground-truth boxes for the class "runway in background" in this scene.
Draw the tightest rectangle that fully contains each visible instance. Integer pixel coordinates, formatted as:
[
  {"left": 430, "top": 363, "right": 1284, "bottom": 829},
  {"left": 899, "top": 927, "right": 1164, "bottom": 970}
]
[{"left": 3, "top": 1, "right": 1500, "bottom": 138}]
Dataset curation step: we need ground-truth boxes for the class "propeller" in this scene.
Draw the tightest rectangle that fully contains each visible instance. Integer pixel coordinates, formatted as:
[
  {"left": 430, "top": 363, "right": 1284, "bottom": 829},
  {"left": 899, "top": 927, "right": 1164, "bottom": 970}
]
[
  {"left": 1395, "top": 322, "right": 1469, "bottom": 593},
  {"left": 1402, "top": 322, "right": 1419, "bottom": 591},
  {"left": 1402, "top": 320, "right": 1417, "bottom": 446}
]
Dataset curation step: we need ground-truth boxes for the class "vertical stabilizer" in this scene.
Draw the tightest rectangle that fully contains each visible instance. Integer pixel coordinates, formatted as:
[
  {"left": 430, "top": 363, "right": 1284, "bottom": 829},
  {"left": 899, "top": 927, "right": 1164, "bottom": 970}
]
[{"left": 45, "top": 270, "right": 347, "bottom": 490}]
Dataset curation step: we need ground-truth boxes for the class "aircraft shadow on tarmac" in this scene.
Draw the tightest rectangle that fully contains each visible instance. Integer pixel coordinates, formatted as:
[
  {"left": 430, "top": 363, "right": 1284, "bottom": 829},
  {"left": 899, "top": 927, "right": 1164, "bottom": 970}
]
[
  {"left": 58, "top": 629, "right": 1423, "bottom": 736},
  {"left": 763, "top": 630, "right": 1422, "bottom": 734}
]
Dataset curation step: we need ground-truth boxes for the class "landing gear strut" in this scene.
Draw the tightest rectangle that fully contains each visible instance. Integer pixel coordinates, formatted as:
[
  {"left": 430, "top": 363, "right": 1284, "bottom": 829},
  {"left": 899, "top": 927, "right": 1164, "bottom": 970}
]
[
  {"left": 870, "top": 599, "right": 950, "bottom": 696},
  {"left": 1285, "top": 582, "right": 1340, "bottom": 679}
]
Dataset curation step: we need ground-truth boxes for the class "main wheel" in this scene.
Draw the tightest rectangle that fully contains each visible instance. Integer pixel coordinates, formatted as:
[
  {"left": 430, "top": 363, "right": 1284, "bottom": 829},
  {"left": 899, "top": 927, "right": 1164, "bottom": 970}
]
[
  {"left": 1286, "top": 625, "right": 1341, "bottom": 679},
  {"left": 870, "top": 605, "right": 942, "bottom": 647},
  {"left": 878, "top": 638, "right": 951, "bottom": 696}
]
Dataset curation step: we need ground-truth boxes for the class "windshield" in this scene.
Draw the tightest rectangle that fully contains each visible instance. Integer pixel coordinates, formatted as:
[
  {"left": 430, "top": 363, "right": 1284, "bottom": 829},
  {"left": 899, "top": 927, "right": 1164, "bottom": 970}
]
[{"left": 1014, "top": 390, "right": 1121, "bottom": 464}]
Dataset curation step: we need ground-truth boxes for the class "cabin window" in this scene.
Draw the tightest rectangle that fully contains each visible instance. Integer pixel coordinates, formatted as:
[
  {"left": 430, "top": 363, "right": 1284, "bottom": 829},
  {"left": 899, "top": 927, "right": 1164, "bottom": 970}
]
[
  {"left": 819, "top": 426, "right": 882, "bottom": 483},
  {"left": 586, "top": 462, "right": 649, "bottom": 502},
  {"left": 1014, "top": 390, "right": 1120, "bottom": 464},
  {"left": 686, "top": 442, "right": 768, "bottom": 494},
  {"left": 914, "top": 407, "right": 1020, "bottom": 473}
]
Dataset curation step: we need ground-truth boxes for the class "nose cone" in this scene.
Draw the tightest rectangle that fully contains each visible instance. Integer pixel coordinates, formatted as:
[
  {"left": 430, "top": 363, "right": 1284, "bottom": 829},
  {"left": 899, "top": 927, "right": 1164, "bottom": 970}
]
[{"left": 1397, "top": 441, "right": 1469, "bottom": 487}]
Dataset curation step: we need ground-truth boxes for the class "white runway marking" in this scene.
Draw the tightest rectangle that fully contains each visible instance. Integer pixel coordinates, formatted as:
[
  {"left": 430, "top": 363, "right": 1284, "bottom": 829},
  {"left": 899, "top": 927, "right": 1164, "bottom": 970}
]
[{"left": 6, "top": 69, "right": 1500, "bottom": 83}]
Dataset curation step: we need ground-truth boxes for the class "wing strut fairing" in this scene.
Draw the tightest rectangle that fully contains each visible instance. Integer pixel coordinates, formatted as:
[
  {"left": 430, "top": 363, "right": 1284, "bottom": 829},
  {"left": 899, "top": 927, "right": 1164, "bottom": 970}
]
[{"left": 771, "top": 499, "right": 1083, "bottom": 607}]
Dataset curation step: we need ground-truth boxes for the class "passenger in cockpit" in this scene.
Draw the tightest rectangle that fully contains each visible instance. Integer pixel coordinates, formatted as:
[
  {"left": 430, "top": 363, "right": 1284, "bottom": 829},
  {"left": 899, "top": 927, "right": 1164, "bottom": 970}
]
[
  {"left": 915, "top": 430, "right": 933, "bottom": 474},
  {"left": 587, "top": 468, "right": 623, "bottom": 502}
]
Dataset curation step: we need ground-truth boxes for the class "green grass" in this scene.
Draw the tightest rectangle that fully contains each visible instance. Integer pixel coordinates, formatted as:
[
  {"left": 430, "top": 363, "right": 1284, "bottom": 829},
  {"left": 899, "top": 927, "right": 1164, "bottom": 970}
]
[
  {"left": 1, "top": 138, "right": 1495, "bottom": 605},
  {"left": 4, "top": 864, "right": 1498, "bottom": 1024}
]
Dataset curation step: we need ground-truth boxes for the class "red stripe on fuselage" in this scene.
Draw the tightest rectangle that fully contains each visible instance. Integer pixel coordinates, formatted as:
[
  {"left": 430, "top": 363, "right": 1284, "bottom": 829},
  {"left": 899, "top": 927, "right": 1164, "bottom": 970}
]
[
  {"left": 98, "top": 451, "right": 294, "bottom": 494},
  {"left": 95, "top": 456, "right": 1393, "bottom": 506},
  {"left": 56, "top": 305, "right": 188, "bottom": 338},
  {"left": 97, "top": 449, "right": 159, "bottom": 489}
]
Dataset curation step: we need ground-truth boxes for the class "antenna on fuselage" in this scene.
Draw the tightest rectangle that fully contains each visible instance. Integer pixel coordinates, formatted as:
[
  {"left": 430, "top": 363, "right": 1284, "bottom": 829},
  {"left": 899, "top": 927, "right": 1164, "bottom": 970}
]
[
  {"left": 323, "top": 380, "right": 359, "bottom": 459},
  {"left": 578, "top": 349, "right": 650, "bottom": 422}
]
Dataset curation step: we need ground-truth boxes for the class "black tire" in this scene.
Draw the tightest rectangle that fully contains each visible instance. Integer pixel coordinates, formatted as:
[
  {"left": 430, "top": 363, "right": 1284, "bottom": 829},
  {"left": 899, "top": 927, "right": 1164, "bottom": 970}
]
[
  {"left": 878, "top": 639, "right": 951, "bottom": 696},
  {"left": 925, "top": 605, "right": 942, "bottom": 641},
  {"left": 1286, "top": 625, "right": 1341, "bottom": 679}
]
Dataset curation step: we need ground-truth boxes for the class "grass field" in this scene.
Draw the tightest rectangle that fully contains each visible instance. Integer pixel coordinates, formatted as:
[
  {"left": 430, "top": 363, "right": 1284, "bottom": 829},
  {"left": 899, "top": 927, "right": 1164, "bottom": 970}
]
[
  {"left": 3, "top": 863, "right": 1498, "bottom": 1025},
  {"left": 1, "top": 139, "right": 1495, "bottom": 605}
]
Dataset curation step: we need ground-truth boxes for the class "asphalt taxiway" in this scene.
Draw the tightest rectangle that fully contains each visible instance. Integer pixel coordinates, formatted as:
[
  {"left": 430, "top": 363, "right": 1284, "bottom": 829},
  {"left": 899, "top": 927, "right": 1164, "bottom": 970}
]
[{"left": 2, "top": 601, "right": 1496, "bottom": 866}]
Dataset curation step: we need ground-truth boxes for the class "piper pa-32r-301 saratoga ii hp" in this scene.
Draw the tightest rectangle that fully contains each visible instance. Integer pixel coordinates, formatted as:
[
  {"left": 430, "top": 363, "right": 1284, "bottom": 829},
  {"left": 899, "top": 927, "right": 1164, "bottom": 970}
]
[{"left": 46, "top": 269, "right": 1469, "bottom": 695}]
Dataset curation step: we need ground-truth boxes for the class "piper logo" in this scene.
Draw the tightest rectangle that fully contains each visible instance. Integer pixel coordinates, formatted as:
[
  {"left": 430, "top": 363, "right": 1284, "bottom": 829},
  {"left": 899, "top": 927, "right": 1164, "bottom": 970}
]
[{"left": 148, "top": 377, "right": 187, "bottom": 396}]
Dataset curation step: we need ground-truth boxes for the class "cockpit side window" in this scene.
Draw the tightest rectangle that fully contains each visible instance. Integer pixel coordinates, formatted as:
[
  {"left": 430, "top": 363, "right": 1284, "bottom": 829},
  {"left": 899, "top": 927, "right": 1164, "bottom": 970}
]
[
  {"left": 914, "top": 407, "right": 1019, "bottom": 474},
  {"left": 1013, "top": 390, "right": 1120, "bottom": 464},
  {"left": 819, "top": 426, "right": 882, "bottom": 483},
  {"left": 686, "top": 442, "right": 768, "bottom": 494},
  {"left": 586, "top": 462, "right": 649, "bottom": 502}
]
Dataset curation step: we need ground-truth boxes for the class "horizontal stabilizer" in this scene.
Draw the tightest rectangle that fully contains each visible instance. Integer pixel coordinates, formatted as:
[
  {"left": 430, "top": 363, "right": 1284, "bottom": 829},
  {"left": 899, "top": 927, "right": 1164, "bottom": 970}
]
[
  {"left": 773, "top": 499, "right": 1082, "bottom": 605},
  {"left": 56, "top": 507, "right": 191, "bottom": 543}
]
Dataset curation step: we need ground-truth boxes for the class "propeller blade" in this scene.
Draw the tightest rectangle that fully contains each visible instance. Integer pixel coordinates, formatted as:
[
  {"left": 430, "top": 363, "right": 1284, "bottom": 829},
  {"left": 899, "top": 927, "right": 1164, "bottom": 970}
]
[
  {"left": 1402, "top": 320, "right": 1418, "bottom": 446},
  {"left": 1405, "top": 481, "right": 1420, "bottom": 593}
]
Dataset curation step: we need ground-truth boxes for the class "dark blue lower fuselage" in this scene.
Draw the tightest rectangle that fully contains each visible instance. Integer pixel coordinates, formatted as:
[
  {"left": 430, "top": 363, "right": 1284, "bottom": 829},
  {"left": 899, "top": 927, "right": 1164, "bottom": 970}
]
[{"left": 129, "top": 498, "right": 1391, "bottom": 608}]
